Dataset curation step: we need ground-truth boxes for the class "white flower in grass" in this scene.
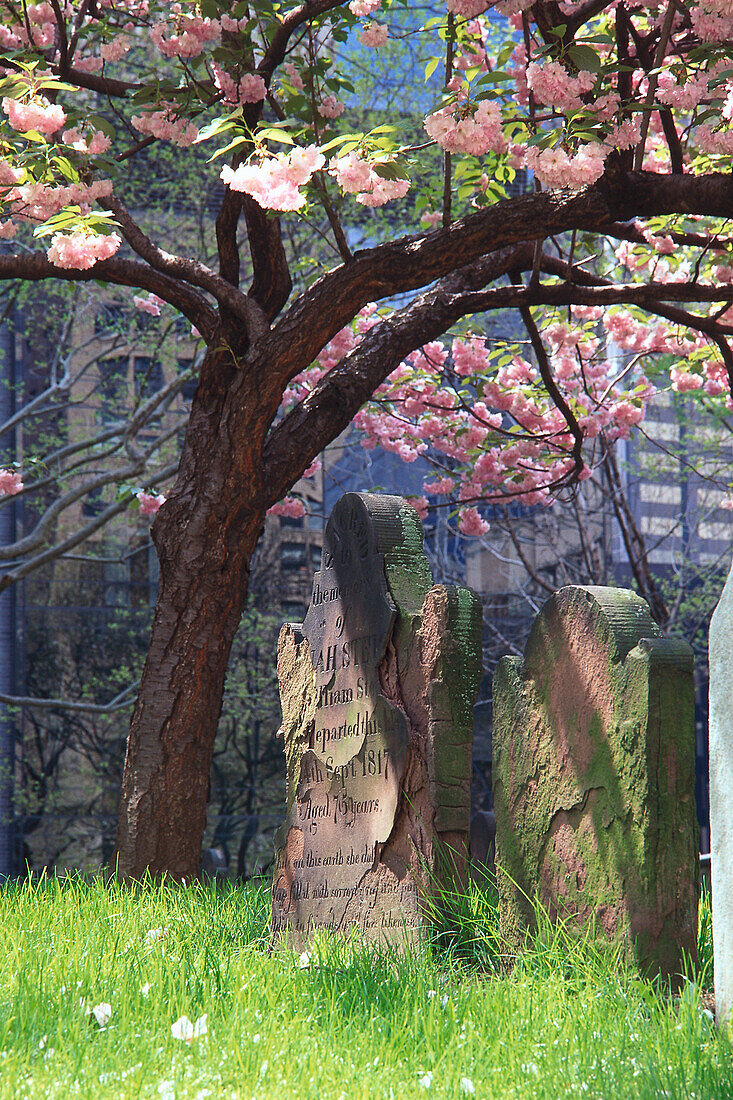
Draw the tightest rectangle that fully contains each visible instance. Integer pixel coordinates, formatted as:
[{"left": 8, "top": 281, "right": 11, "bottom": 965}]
[
  {"left": 141, "top": 982, "right": 151, "bottom": 998},
  {"left": 427, "top": 989, "right": 437, "bottom": 999},
  {"left": 158, "top": 1082, "right": 175, "bottom": 1100},
  {"left": 38, "top": 1035, "right": 47, "bottom": 1050},
  {"left": 258, "top": 1060, "right": 268, "bottom": 1079},
  {"left": 253, "top": 1033, "right": 261, "bottom": 1044},
  {"left": 460, "top": 1078, "right": 475, "bottom": 1095},
  {"left": 145, "top": 927, "right": 168, "bottom": 946},
  {"left": 418, "top": 1071, "right": 433, "bottom": 1089},
  {"left": 441, "top": 993, "right": 449, "bottom": 1009},
  {"left": 297, "top": 950, "right": 311, "bottom": 969},
  {"left": 90, "top": 1002, "right": 112, "bottom": 1028},
  {"left": 171, "top": 1013, "right": 207, "bottom": 1042}
]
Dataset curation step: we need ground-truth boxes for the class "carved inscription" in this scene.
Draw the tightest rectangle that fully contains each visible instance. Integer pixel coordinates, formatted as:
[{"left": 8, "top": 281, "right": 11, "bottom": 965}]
[{"left": 271, "top": 495, "right": 414, "bottom": 945}]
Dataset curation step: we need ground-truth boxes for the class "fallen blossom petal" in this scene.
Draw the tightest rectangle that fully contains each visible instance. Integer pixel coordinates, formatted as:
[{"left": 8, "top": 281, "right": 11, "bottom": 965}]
[{"left": 90, "top": 1002, "right": 112, "bottom": 1028}]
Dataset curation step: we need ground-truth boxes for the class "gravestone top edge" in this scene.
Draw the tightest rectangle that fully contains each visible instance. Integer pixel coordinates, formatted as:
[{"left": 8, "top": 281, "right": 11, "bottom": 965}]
[{"left": 524, "top": 584, "right": 663, "bottom": 670}]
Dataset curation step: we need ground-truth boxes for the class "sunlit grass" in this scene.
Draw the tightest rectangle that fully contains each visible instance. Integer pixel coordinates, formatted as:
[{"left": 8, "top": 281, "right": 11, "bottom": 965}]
[{"left": 0, "top": 873, "right": 728, "bottom": 1099}]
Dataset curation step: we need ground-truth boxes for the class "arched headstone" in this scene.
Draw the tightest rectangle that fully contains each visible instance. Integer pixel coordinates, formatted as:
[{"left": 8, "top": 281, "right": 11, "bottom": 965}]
[
  {"left": 493, "top": 585, "right": 698, "bottom": 981},
  {"left": 271, "top": 493, "right": 482, "bottom": 948}
]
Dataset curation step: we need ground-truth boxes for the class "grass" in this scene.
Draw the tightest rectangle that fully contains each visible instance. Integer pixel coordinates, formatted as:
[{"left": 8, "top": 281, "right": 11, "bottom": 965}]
[{"left": 0, "top": 873, "right": 729, "bottom": 1099}]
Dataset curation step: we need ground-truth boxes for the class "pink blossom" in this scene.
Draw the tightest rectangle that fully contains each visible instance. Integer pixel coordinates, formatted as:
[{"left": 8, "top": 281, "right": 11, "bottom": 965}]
[
  {"left": 47, "top": 231, "right": 122, "bottom": 271},
  {"left": 670, "top": 367, "right": 704, "bottom": 393},
  {"left": 0, "top": 469, "right": 23, "bottom": 496},
  {"left": 318, "top": 95, "right": 345, "bottom": 119},
  {"left": 62, "top": 127, "right": 111, "bottom": 154},
  {"left": 407, "top": 496, "right": 429, "bottom": 520},
  {"left": 151, "top": 14, "right": 221, "bottom": 58},
  {"left": 349, "top": 0, "right": 381, "bottom": 13},
  {"left": 131, "top": 106, "right": 199, "bottom": 147},
  {"left": 420, "top": 211, "right": 441, "bottom": 228},
  {"left": 268, "top": 497, "right": 306, "bottom": 518},
  {"left": 137, "top": 491, "right": 166, "bottom": 516},
  {"left": 329, "top": 152, "right": 409, "bottom": 207},
  {"left": 458, "top": 507, "right": 490, "bottom": 537},
  {"left": 212, "top": 65, "right": 266, "bottom": 105},
  {"left": 526, "top": 61, "right": 596, "bottom": 112},
  {"left": 720, "top": 497, "right": 733, "bottom": 511},
  {"left": 222, "top": 146, "right": 325, "bottom": 212},
  {"left": 2, "top": 96, "right": 66, "bottom": 136},
  {"left": 100, "top": 35, "right": 131, "bottom": 62},
  {"left": 358, "top": 22, "right": 388, "bottom": 48},
  {"left": 525, "top": 143, "right": 608, "bottom": 190},
  {"left": 424, "top": 99, "right": 506, "bottom": 157},
  {"left": 133, "top": 293, "right": 164, "bottom": 316},
  {"left": 424, "top": 477, "right": 455, "bottom": 495},
  {"left": 283, "top": 63, "right": 304, "bottom": 92}
]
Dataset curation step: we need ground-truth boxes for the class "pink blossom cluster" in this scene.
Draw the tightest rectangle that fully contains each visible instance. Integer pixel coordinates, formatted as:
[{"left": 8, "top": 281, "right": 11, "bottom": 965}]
[
  {"left": 525, "top": 143, "right": 608, "bottom": 190},
  {"left": 283, "top": 63, "right": 305, "bottom": 93},
  {"left": 458, "top": 507, "right": 490, "bottom": 537},
  {"left": 62, "top": 128, "right": 112, "bottom": 155},
  {"left": 6, "top": 179, "right": 112, "bottom": 224},
  {"left": 47, "top": 230, "right": 122, "bottom": 270},
  {"left": 100, "top": 35, "right": 131, "bottom": 62},
  {"left": 221, "top": 146, "right": 325, "bottom": 212},
  {"left": 526, "top": 61, "right": 596, "bottom": 112},
  {"left": 656, "top": 69, "right": 711, "bottom": 112},
  {"left": 330, "top": 153, "right": 410, "bottom": 207},
  {"left": 2, "top": 96, "right": 66, "bottom": 136},
  {"left": 446, "top": 0, "right": 489, "bottom": 15},
  {"left": 221, "top": 14, "right": 249, "bottom": 34},
  {"left": 695, "top": 124, "right": 733, "bottom": 156},
  {"left": 318, "top": 95, "right": 345, "bottom": 119},
  {"left": 131, "top": 106, "right": 199, "bottom": 147},
  {"left": 424, "top": 99, "right": 505, "bottom": 156},
  {"left": 151, "top": 11, "right": 221, "bottom": 58},
  {"left": 268, "top": 497, "right": 306, "bottom": 518},
  {"left": 133, "top": 293, "right": 165, "bottom": 316},
  {"left": 0, "top": 469, "right": 23, "bottom": 496},
  {"left": 358, "top": 22, "right": 388, "bottom": 48},
  {"left": 349, "top": 0, "right": 382, "bottom": 12},
  {"left": 692, "top": 0, "right": 733, "bottom": 42},
  {"left": 211, "top": 64, "right": 266, "bottom": 105},
  {"left": 137, "top": 491, "right": 166, "bottom": 516}
]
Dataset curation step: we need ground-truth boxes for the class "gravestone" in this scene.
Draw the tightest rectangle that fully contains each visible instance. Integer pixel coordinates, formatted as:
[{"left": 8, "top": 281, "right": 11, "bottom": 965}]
[
  {"left": 271, "top": 492, "right": 482, "bottom": 948},
  {"left": 710, "top": 560, "right": 733, "bottom": 1027},
  {"left": 493, "top": 585, "right": 698, "bottom": 981}
]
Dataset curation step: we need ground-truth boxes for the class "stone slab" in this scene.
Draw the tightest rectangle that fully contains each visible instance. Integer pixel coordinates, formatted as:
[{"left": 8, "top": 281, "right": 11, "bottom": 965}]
[
  {"left": 493, "top": 585, "right": 698, "bottom": 981},
  {"left": 709, "top": 560, "right": 733, "bottom": 1027},
  {"left": 271, "top": 492, "right": 482, "bottom": 949}
]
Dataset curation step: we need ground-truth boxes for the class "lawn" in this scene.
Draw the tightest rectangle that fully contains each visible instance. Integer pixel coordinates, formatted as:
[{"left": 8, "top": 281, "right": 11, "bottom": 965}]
[{"left": 0, "top": 874, "right": 729, "bottom": 1099}]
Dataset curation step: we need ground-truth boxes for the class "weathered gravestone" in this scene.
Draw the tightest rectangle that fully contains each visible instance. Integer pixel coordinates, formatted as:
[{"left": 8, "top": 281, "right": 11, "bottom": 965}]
[
  {"left": 709, "top": 560, "right": 733, "bottom": 1027},
  {"left": 493, "top": 585, "right": 698, "bottom": 981},
  {"left": 271, "top": 492, "right": 482, "bottom": 948}
]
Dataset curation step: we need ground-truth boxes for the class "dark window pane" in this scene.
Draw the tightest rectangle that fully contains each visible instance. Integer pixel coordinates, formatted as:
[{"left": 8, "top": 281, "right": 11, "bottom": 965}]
[{"left": 134, "top": 355, "right": 164, "bottom": 401}]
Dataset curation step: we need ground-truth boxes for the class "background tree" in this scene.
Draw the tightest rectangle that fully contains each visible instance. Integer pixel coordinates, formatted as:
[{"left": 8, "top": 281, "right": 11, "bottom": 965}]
[{"left": 0, "top": 0, "right": 732, "bottom": 876}]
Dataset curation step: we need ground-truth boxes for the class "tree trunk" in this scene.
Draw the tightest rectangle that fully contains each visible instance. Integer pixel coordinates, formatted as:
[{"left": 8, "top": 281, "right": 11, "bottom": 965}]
[{"left": 114, "top": 344, "right": 272, "bottom": 879}]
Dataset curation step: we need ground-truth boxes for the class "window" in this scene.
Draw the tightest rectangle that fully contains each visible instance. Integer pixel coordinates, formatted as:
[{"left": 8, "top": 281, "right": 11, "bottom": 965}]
[
  {"left": 95, "top": 302, "right": 126, "bottom": 336},
  {"left": 280, "top": 542, "right": 306, "bottom": 570},
  {"left": 280, "top": 515, "right": 303, "bottom": 529},
  {"left": 134, "top": 355, "right": 164, "bottom": 401},
  {"left": 178, "top": 358, "right": 198, "bottom": 400},
  {"left": 98, "top": 356, "right": 129, "bottom": 424},
  {"left": 310, "top": 544, "right": 322, "bottom": 570}
]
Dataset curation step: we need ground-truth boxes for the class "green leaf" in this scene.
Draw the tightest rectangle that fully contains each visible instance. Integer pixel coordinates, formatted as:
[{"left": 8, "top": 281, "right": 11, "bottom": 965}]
[
  {"left": 565, "top": 44, "right": 601, "bottom": 73},
  {"left": 424, "top": 56, "right": 440, "bottom": 82},
  {"left": 257, "top": 127, "right": 295, "bottom": 145}
]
